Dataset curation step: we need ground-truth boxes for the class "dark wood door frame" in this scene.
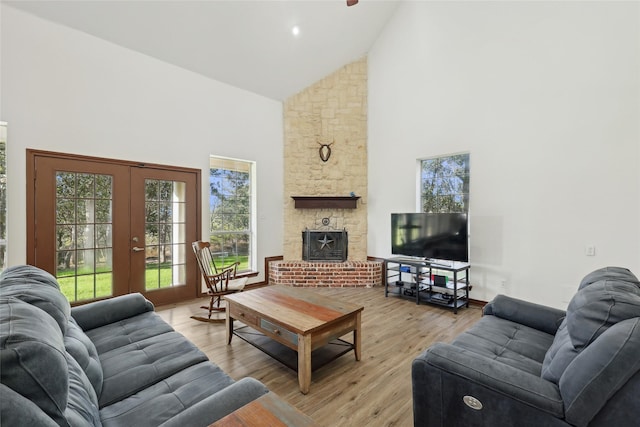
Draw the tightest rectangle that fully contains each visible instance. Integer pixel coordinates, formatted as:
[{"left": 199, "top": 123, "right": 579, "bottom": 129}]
[{"left": 26, "top": 149, "right": 201, "bottom": 305}]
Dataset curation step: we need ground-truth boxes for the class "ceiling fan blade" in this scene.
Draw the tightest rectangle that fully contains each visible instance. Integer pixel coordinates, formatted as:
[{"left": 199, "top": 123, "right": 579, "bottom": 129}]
[{"left": 347, "top": 0, "right": 359, "bottom": 6}]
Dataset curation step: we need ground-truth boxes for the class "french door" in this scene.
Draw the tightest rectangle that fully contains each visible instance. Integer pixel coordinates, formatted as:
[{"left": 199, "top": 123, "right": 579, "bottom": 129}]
[{"left": 27, "top": 150, "right": 200, "bottom": 306}]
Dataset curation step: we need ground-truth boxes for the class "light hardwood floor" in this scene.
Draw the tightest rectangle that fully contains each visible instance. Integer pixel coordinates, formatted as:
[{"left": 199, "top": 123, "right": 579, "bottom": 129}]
[{"left": 156, "top": 287, "right": 483, "bottom": 427}]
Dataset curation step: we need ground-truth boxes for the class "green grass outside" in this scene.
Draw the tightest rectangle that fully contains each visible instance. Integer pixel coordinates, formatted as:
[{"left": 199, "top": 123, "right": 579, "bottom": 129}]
[
  {"left": 214, "top": 255, "right": 249, "bottom": 272},
  {"left": 57, "top": 272, "right": 112, "bottom": 302},
  {"left": 57, "top": 256, "right": 249, "bottom": 302}
]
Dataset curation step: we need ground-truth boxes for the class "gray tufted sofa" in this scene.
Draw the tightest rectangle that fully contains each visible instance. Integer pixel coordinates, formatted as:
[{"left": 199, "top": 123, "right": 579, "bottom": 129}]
[
  {"left": 0, "top": 265, "right": 270, "bottom": 426},
  {"left": 412, "top": 266, "right": 640, "bottom": 427}
]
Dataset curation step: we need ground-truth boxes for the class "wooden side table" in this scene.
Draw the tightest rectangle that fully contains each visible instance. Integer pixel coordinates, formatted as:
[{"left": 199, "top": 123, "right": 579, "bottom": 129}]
[{"left": 209, "top": 392, "right": 318, "bottom": 427}]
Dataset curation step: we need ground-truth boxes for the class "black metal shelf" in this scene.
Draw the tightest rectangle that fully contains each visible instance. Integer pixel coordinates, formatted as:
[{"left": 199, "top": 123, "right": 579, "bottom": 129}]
[{"left": 384, "top": 257, "right": 471, "bottom": 314}]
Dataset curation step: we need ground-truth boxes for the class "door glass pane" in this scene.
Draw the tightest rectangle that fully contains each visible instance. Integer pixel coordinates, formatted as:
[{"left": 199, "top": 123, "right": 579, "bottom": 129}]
[
  {"left": 145, "top": 179, "right": 187, "bottom": 291},
  {"left": 55, "top": 171, "right": 113, "bottom": 302}
]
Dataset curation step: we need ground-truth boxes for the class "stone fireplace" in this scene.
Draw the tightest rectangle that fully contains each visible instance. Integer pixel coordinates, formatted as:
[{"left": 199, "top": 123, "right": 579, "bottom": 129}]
[
  {"left": 282, "top": 58, "right": 369, "bottom": 261},
  {"left": 270, "top": 226, "right": 381, "bottom": 287},
  {"left": 272, "top": 57, "right": 382, "bottom": 287}
]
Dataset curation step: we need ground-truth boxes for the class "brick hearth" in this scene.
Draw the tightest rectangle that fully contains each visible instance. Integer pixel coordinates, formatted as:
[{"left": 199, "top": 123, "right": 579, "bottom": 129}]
[{"left": 269, "top": 260, "right": 383, "bottom": 288}]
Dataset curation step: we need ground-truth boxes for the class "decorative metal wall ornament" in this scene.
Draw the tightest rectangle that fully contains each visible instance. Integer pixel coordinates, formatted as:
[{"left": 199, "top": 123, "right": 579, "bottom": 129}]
[{"left": 317, "top": 139, "right": 334, "bottom": 162}]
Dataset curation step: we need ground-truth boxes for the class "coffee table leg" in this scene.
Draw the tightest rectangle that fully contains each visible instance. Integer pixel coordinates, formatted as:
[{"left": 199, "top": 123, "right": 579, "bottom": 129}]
[
  {"left": 354, "top": 311, "right": 362, "bottom": 361},
  {"left": 298, "top": 333, "right": 312, "bottom": 394},
  {"left": 226, "top": 308, "right": 233, "bottom": 345}
]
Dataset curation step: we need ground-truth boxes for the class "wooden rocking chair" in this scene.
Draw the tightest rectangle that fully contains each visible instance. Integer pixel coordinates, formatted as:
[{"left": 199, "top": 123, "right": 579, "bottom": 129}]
[{"left": 192, "top": 241, "right": 247, "bottom": 319}]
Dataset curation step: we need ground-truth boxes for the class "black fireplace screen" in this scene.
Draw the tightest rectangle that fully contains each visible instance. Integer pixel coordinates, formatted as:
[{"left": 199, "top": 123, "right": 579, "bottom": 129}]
[{"left": 302, "top": 229, "right": 348, "bottom": 262}]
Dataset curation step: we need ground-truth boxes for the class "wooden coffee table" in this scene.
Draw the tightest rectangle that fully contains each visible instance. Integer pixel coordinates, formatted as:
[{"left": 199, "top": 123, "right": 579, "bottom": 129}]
[{"left": 224, "top": 285, "right": 364, "bottom": 394}]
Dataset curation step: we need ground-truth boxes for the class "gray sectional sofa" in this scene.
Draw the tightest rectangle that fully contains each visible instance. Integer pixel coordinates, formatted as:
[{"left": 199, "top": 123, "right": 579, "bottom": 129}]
[
  {"left": 0, "top": 265, "right": 270, "bottom": 426},
  {"left": 412, "top": 266, "right": 640, "bottom": 427}
]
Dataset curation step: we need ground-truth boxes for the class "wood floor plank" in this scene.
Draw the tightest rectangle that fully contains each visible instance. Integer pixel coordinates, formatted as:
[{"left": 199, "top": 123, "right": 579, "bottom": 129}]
[{"left": 156, "top": 286, "right": 482, "bottom": 427}]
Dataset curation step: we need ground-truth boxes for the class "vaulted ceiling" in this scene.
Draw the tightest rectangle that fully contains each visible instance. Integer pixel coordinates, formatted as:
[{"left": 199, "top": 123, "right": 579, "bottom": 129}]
[{"left": 7, "top": 0, "right": 401, "bottom": 101}]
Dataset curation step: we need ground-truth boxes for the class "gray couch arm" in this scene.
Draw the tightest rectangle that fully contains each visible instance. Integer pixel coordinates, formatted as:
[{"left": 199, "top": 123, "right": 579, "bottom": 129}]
[
  {"left": 71, "top": 293, "right": 154, "bottom": 331},
  {"left": 0, "top": 384, "right": 59, "bottom": 427},
  {"left": 158, "top": 377, "right": 270, "bottom": 427},
  {"left": 483, "top": 294, "right": 566, "bottom": 335},
  {"left": 413, "top": 343, "right": 564, "bottom": 420}
]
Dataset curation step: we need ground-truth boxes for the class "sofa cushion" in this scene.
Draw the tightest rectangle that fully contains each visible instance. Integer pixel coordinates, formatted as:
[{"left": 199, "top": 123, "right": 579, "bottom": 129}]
[
  {"left": 578, "top": 266, "right": 640, "bottom": 290},
  {"left": 82, "top": 311, "right": 175, "bottom": 354},
  {"left": 99, "top": 361, "right": 261, "bottom": 426},
  {"left": 560, "top": 318, "right": 640, "bottom": 427},
  {"left": 64, "top": 351, "right": 102, "bottom": 426},
  {"left": 0, "top": 297, "right": 69, "bottom": 425},
  {"left": 540, "top": 318, "right": 579, "bottom": 383},
  {"left": 65, "top": 317, "right": 103, "bottom": 398},
  {"left": 566, "top": 279, "right": 640, "bottom": 349},
  {"left": 98, "top": 331, "right": 209, "bottom": 407},
  {"left": 451, "top": 315, "right": 555, "bottom": 376},
  {"left": 542, "top": 267, "right": 640, "bottom": 384},
  {"left": 0, "top": 265, "right": 71, "bottom": 333}
]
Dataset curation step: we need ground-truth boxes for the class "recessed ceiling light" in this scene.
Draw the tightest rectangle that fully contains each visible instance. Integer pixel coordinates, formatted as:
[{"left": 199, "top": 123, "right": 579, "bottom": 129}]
[{"left": 292, "top": 26, "right": 300, "bottom": 37}]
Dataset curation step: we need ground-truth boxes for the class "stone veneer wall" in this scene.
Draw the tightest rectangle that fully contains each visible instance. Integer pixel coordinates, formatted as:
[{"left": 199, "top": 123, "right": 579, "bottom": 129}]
[{"left": 283, "top": 57, "right": 368, "bottom": 261}]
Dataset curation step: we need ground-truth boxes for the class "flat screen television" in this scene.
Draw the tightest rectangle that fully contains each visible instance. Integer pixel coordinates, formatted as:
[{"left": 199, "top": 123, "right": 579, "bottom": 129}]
[{"left": 391, "top": 213, "right": 469, "bottom": 262}]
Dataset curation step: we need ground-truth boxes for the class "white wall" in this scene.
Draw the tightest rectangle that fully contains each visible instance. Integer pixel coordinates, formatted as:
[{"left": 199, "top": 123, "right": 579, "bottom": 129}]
[
  {"left": 2, "top": 3, "right": 639, "bottom": 304},
  {"left": 0, "top": 5, "right": 284, "bottom": 283},
  {"left": 368, "top": 1, "right": 640, "bottom": 308}
]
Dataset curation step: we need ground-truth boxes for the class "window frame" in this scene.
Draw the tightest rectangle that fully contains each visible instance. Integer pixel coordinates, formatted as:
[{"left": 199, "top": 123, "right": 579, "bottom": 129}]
[
  {"left": 208, "top": 155, "right": 256, "bottom": 274},
  {"left": 418, "top": 152, "right": 470, "bottom": 214}
]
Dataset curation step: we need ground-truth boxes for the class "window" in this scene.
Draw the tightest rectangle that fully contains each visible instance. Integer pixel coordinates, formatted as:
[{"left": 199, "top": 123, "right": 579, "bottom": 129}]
[
  {"left": 420, "top": 153, "right": 470, "bottom": 213},
  {"left": 209, "top": 156, "right": 255, "bottom": 273}
]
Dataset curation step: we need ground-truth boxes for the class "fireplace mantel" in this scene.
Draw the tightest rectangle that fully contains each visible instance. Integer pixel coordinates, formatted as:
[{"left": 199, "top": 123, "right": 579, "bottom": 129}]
[{"left": 292, "top": 196, "right": 360, "bottom": 209}]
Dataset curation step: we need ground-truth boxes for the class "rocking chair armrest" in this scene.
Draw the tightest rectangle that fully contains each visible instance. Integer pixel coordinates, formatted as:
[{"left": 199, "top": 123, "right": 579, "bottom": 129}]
[
  {"left": 205, "top": 270, "right": 233, "bottom": 292},
  {"left": 205, "top": 271, "right": 229, "bottom": 282},
  {"left": 219, "top": 262, "right": 240, "bottom": 276}
]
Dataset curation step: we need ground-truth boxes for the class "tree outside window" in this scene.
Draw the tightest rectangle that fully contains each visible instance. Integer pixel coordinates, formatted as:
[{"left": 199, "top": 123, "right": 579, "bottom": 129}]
[
  {"left": 209, "top": 156, "right": 254, "bottom": 272},
  {"left": 420, "top": 153, "right": 470, "bottom": 213}
]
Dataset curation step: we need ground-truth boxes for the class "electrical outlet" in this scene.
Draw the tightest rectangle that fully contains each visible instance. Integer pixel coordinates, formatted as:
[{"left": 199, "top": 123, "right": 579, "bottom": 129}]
[{"left": 585, "top": 245, "right": 596, "bottom": 256}]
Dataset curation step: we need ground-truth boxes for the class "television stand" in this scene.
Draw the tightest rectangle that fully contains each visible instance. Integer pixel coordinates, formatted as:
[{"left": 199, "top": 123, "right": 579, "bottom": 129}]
[
  {"left": 428, "top": 259, "right": 454, "bottom": 268},
  {"left": 383, "top": 257, "right": 471, "bottom": 314}
]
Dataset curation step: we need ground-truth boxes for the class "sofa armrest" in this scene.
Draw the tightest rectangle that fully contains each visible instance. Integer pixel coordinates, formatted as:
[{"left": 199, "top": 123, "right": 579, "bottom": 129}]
[
  {"left": 71, "top": 293, "right": 154, "bottom": 331},
  {"left": 158, "top": 377, "right": 270, "bottom": 427},
  {"left": 0, "top": 384, "right": 59, "bottom": 427},
  {"left": 414, "top": 343, "right": 564, "bottom": 417},
  {"left": 483, "top": 294, "right": 566, "bottom": 335}
]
